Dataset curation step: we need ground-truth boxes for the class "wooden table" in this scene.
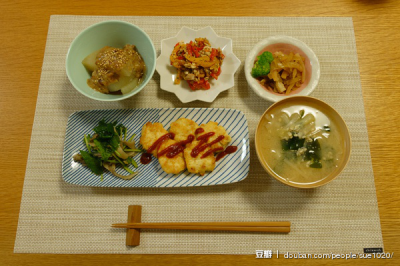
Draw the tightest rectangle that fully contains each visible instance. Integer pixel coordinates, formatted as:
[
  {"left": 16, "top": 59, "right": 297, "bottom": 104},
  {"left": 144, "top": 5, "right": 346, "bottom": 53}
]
[{"left": 1, "top": 0, "right": 399, "bottom": 265}]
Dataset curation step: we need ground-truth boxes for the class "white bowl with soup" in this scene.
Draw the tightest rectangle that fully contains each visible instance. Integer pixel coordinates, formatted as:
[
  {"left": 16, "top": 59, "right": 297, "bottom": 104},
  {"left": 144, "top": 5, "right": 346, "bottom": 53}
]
[
  {"left": 255, "top": 96, "right": 351, "bottom": 188},
  {"left": 245, "top": 36, "right": 320, "bottom": 102}
]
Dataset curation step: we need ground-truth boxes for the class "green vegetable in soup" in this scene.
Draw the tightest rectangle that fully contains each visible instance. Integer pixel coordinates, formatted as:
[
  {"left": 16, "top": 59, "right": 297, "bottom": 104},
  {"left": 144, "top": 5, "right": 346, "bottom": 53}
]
[
  {"left": 278, "top": 109, "right": 326, "bottom": 169},
  {"left": 304, "top": 139, "right": 322, "bottom": 168},
  {"left": 309, "top": 161, "right": 322, "bottom": 168},
  {"left": 281, "top": 136, "right": 305, "bottom": 151},
  {"left": 323, "top": 125, "right": 331, "bottom": 132},
  {"left": 281, "top": 138, "right": 323, "bottom": 169},
  {"left": 305, "top": 138, "right": 321, "bottom": 162}
]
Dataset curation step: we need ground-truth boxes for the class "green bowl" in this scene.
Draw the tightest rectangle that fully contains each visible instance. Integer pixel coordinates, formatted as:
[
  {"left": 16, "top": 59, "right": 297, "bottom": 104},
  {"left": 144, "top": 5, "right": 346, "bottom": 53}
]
[{"left": 66, "top": 20, "right": 156, "bottom": 101}]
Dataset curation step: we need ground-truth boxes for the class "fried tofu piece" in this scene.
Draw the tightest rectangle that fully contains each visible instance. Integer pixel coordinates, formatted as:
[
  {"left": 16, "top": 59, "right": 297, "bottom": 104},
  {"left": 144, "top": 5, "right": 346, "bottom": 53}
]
[
  {"left": 169, "top": 118, "right": 199, "bottom": 142},
  {"left": 140, "top": 122, "right": 168, "bottom": 157},
  {"left": 184, "top": 140, "right": 216, "bottom": 176},
  {"left": 196, "top": 121, "right": 231, "bottom": 149},
  {"left": 158, "top": 139, "right": 186, "bottom": 174}
]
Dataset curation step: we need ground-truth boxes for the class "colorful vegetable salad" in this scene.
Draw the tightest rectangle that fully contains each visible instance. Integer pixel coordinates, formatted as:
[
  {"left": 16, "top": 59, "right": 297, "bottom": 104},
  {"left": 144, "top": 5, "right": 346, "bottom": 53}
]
[{"left": 170, "top": 38, "right": 224, "bottom": 90}]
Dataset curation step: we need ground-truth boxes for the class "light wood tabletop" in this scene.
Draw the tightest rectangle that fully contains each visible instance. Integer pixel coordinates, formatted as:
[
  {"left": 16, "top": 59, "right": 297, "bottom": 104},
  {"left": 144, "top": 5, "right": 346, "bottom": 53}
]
[{"left": 1, "top": 0, "right": 399, "bottom": 265}]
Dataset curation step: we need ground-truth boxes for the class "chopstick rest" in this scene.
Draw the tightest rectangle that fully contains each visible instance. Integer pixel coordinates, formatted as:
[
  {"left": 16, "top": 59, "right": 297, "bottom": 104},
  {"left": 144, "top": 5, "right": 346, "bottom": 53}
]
[{"left": 114, "top": 205, "right": 291, "bottom": 246}]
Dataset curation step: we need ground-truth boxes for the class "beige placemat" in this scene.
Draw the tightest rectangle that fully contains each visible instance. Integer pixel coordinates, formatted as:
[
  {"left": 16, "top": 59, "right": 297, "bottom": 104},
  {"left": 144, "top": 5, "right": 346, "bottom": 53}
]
[{"left": 14, "top": 15, "right": 383, "bottom": 254}]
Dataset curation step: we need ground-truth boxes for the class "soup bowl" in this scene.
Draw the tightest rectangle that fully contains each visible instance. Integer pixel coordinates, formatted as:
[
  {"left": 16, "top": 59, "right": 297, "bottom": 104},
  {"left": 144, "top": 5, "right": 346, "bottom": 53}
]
[{"left": 255, "top": 96, "right": 351, "bottom": 188}]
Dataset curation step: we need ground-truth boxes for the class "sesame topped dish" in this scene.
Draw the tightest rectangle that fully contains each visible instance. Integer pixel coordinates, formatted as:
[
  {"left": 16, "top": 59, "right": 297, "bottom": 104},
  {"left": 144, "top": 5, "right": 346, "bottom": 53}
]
[
  {"left": 82, "top": 44, "right": 146, "bottom": 94},
  {"left": 170, "top": 38, "right": 225, "bottom": 90}
]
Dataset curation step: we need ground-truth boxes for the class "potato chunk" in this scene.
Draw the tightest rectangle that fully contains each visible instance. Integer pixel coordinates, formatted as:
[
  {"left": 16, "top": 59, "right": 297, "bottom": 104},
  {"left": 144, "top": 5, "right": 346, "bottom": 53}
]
[{"left": 82, "top": 49, "right": 101, "bottom": 72}]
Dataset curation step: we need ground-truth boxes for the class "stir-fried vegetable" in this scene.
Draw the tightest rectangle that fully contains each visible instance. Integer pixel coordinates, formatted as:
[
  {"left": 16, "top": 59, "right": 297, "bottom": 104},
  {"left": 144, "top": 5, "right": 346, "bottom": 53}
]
[
  {"left": 170, "top": 38, "right": 224, "bottom": 90},
  {"left": 252, "top": 50, "right": 307, "bottom": 94},
  {"left": 73, "top": 119, "right": 141, "bottom": 180},
  {"left": 267, "top": 51, "right": 306, "bottom": 94}
]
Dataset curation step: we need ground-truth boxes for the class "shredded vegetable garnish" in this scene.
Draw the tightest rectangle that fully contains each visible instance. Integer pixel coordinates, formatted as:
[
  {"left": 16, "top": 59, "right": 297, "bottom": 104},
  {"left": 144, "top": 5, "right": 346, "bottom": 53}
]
[
  {"left": 73, "top": 119, "right": 141, "bottom": 180},
  {"left": 252, "top": 51, "right": 306, "bottom": 94},
  {"left": 170, "top": 38, "right": 224, "bottom": 90}
]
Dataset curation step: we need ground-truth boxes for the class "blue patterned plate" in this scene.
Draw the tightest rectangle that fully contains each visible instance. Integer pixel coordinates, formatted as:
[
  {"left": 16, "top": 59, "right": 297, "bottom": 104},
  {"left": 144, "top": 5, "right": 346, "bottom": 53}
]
[{"left": 62, "top": 108, "right": 250, "bottom": 187}]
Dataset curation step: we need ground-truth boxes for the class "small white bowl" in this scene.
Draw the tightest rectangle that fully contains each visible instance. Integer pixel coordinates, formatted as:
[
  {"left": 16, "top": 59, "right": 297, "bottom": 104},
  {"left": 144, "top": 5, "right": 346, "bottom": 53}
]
[
  {"left": 156, "top": 26, "right": 241, "bottom": 103},
  {"left": 245, "top": 36, "right": 320, "bottom": 102}
]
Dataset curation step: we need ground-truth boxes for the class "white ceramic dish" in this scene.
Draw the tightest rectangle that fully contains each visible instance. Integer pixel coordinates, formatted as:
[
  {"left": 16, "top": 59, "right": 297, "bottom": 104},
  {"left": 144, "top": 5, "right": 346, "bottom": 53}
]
[
  {"left": 62, "top": 108, "right": 250, "bottom": 187},
  {"left": 156, "top": 26, "right": 241, "bottom": 103},
  {"left": 245, "top": 36, "right": 320, "bottom": 102}
]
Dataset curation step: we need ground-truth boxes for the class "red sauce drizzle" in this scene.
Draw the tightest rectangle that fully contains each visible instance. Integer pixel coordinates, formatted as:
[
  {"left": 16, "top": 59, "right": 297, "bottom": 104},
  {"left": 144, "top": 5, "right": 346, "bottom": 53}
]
[
  {"left": 140, "top": 130, "right": 236, "bottom": 164},
  {"left": 201, "top": 147, "right": 224, "bottom": 158},
  {"left": 158, "top": 134, "right": 195, "bottom": 158},
  {"left": 190, "top": 139, "right": 206, "bottom": 158},
  {"left": 197, "top": 132, "right": 214, "bottom": 140},
  {"left": 140, "top": 153, "right": 152, "bottom": 164},
  {"left": 216, "top": 146, "right": 238, "bottom": 162},
  {"left": 191, "top": 135, "right": 225, "bottom": 158},
  {"left": 147, "top": 132, "right": 175, "bottom": 153},
  {"left": 140, "top": 132, "right": 175, "bottom": 164},
  {"left": 195, "top": 128, "right": 204, "bottom": 135}
]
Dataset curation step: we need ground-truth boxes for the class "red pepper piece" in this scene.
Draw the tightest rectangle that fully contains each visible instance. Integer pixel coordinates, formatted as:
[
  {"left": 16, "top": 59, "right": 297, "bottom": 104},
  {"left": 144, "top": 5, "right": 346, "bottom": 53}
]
[
  {"left": 187, "top": 81, "right": 196, "bottom": 90},
  {"left": 210, "top": 48, "right": 217, "bottom": 60},
  {"left": 203, "top": 79, "right": 211, "bottom": 90},
  {"left": 210, "top": 67, "right": 221, "bottom": 80},
  {"left": 186, "top": 43, "right": 193, "bottom": 56},
  {"left": 187, "top": 79, "right": 210, "bottom": 90},
  {"left": 190, "top": 41, "right": 203, "bottom": 57},
  {"left": 197, "top": 41, "right": 204, "bottom": 49},
  {"left": 192, "top": 46, "right": 201, "bottom": 57},
  {"left": 216, "top": 66, "right": 222, "bottom": 76}
]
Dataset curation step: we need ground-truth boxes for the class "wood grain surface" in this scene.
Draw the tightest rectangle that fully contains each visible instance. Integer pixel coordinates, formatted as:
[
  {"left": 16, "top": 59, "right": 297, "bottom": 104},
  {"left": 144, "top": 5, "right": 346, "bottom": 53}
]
[{"left": 1, "top": 0, "right": 399, "bottom": 265}]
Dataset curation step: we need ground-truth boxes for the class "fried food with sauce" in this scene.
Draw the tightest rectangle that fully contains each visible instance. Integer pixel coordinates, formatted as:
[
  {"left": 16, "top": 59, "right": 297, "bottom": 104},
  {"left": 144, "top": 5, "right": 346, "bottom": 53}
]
[
  {"left": 140, "top": 118, "right": 232, "bottom": 176},
  {"left": 184, "top": 140, "right": 216, "bottom": 176},
  {"left": 196, "top": 121, "right": 232, "bottom": 149},
  {"left": 169, "top": 118, "right": 199, "bottom": 142},
  {"left": 140, "top": 122, "right": 168, "bottom": 157},
  {"left": 157, "top": 139, "right": 186, "bottom": 174}
]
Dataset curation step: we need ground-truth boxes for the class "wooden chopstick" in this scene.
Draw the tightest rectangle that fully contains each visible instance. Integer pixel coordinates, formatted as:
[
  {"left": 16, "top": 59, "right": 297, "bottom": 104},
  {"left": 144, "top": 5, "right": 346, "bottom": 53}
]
[
  {"left": 112, "top": 222, "right": 291, "bottom": 233},
  {"left": 113, "top": 221, "right": 291, "bottom": 227}
]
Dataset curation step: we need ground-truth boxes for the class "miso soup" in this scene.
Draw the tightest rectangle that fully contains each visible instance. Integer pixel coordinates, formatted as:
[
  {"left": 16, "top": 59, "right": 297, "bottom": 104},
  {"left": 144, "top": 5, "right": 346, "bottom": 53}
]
[{"left": 256, "top": 99, "right": 348, "bottom": 186}]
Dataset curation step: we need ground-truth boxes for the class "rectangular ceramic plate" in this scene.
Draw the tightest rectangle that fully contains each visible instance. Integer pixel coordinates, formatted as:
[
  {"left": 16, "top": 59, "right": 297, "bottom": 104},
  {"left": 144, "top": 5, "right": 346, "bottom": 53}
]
[{"left": 62, "top": 108, "right": 250, "bottom": 187}]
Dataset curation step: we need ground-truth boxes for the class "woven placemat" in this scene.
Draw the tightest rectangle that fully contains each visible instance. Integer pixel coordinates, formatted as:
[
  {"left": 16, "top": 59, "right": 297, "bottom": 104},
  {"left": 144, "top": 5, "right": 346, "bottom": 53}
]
[{"left": 14, "top": 15, "right": 383, "bottom": 254}]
